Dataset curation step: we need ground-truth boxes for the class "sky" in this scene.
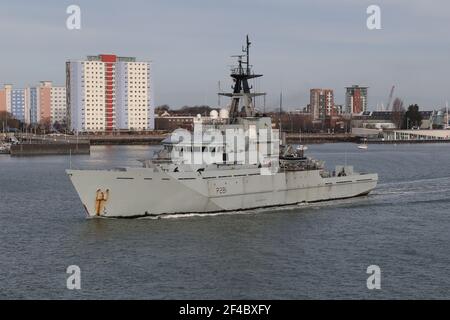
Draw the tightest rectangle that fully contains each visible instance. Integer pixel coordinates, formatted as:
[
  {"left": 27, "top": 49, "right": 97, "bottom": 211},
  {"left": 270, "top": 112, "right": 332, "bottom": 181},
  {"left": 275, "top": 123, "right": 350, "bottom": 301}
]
[{"left": 0, "top": 0, "right": 449, "bottom": 110}]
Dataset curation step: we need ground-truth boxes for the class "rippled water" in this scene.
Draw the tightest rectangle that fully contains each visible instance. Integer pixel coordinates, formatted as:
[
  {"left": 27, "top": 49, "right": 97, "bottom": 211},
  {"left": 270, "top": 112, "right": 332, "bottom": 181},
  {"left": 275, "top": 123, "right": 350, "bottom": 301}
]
[{"left": 0, "top": 143, "right": 449, "bottom": 299}]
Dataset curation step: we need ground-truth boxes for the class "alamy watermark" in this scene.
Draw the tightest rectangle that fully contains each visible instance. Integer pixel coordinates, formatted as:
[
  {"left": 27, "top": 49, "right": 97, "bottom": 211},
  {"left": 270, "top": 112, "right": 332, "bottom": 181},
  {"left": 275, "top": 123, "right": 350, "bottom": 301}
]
[
  {"left": 167, "top": 122, "right": 280, "bottom": 175},
  {"left": 66, "top": 265, "right": 81, "bottom": 290},
  {"left": 66, "top": 5, "right": 81, "bottom": 30},
  {"left": 367, "top": 5, "right": 381, "bottom": 30},
  {"left": 366, "top": 265, "right": 381, "bottom": 290}
]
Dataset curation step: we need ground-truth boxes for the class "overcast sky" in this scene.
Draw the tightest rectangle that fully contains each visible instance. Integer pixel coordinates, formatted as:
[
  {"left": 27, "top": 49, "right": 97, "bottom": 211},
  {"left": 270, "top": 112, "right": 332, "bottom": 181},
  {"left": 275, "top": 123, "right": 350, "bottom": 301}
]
[{"left": 0, "top": 0, "right": 449, "bottom": 110}]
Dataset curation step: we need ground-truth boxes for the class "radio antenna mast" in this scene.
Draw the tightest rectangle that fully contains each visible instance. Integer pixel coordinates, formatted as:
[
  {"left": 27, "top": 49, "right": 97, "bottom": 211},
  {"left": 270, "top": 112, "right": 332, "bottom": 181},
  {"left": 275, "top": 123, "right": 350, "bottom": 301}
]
[
  {"left": 218, "top": 36, "right": 265, "bottom": 123},
  {"left": 279, "top": 91, "right": 283, "bottom": 138}
]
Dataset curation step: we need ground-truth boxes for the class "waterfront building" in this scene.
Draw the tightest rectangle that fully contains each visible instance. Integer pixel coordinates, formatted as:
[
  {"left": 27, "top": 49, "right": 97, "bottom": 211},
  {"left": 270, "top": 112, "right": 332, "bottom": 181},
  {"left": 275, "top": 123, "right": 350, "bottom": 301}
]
[
  {"left": 351, "top": 110, "right": 433, "bottom": 130},
  {"left": 334, "top": 104, "right": 344, "bottom": 115},
  {"left": 0, "top": 85, "right": 13, "bottom": 114},
  {"left": 309, "top": 88, "right": 335, "bottom": 120},
  {"left": 0, "top": 82, "right": 66, "bottom": 126},
  {"left": 37, "top": 81, "right": 52, "bottom": 125},
  {"left": 346, "top": 85, "right": 368, "bottom": 114},
  {"left": 428, "top": 109, "right": 449, "bottom": 129},
  {"left": 29, "top": 81, "right": 67, "bottom": 126},
  {"left": 353, "top": 128, "right": 450, "bottom": 142},
  {"left": 11, "top": 88, "right": 27, "bottom": 123},
  {"left": 155, "top": 115, "right": 195, "bottom": 131},
  {"left": 28, "top": 87, "right": 39, "bottom": 124},
  {"left": 50, "top": 86, "right": 67, "bottom": 125},
  {"left": 0, "top": 87, "right": 6, "bottom": 113},
  {"left": 66, "top": 54, "right": 154, "bottom": 132},
  {"left": 383, "top": 129, "right": 450, "bottom": 141}
]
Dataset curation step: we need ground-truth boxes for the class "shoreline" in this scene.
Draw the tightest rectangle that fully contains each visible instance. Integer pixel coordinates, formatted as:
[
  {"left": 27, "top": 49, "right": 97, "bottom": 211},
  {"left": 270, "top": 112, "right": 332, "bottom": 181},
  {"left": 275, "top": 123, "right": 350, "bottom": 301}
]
[{"left": 5, "top": 133, "right": 450, "bottom": 151}]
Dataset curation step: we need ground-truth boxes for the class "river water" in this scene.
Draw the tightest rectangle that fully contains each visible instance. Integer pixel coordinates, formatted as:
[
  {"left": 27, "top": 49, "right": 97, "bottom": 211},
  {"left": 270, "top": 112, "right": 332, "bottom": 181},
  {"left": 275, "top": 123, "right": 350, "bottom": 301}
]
[{"left": 0, "top": 143, "right": 449, "bottom": 299}]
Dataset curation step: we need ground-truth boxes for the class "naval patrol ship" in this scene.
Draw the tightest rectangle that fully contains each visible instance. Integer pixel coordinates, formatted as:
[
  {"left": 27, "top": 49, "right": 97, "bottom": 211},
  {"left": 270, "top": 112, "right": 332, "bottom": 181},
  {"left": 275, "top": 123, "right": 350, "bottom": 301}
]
[{"left": 67, "top": 37, "right": 378, "bottom": 218}]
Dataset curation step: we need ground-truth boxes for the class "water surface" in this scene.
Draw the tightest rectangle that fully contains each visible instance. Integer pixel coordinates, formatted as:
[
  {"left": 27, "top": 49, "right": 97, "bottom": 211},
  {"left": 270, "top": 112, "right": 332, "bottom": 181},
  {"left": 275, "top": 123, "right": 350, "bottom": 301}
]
[{"left": 0, "top": 144, "right": 449, "bottom": 299}]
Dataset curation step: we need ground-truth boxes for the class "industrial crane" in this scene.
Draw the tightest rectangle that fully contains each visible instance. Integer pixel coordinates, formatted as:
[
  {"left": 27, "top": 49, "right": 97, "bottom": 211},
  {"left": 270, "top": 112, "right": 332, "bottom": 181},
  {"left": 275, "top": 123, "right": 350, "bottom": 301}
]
[{"left": 386, "top": 85, "right": 395, "bottom": 111}]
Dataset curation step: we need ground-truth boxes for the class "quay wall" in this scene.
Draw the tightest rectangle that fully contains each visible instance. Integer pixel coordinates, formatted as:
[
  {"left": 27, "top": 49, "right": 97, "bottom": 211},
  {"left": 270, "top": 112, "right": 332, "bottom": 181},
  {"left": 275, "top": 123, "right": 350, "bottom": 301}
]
[
  {"left": 286, "top": 134, "right": 358, "bottom": 144},
  {"left": 10, "top": 143, "right": 90, "bottom": 157},
  {"left": 368, "top": 139, "right": 450, "bottom": 144},
  {"left": 88, "top": 135, "right": 165, "bottom": 145}
]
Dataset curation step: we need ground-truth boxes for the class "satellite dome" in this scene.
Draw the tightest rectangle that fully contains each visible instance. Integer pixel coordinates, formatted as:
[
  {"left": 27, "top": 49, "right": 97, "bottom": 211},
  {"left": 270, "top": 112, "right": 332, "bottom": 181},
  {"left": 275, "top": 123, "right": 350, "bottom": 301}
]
[
  {"left": 219, "top": 108, "right": 229, "bottom": 119},
  {"left": 210, "top": 110, "right": 219, "bottom": 119}
]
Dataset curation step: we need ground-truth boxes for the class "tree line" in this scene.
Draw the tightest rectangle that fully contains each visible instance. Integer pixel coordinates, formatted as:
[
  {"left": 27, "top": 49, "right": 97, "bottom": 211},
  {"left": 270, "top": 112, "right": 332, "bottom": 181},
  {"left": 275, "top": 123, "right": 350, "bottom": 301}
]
[
  {"left": 0, "top": 111, "right": 67, "bottom": 133},
  {"left": 391, "top": 99, "right": 423, "bottom": 129},
  {"left": 155, "top": 105, "right": 215, "bottom": 116}
]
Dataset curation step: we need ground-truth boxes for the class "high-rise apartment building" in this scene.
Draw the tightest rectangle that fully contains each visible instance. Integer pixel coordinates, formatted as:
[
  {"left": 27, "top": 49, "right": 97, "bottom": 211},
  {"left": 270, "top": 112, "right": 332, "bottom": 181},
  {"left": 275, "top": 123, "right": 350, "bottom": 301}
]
[
  {"left": 0, "top": 86, "right": 8, "bottom": 113},
  {"left": 0, "top": 88, "right": 5, "bottom": 113},
  {"left": 346, "top": 85, "right": 368, "bottom": 114},
  {"left": 50, "top": 86, "right": 67, "bottom": 124},
  {"left": 66, "top": 54, "right": 154, "bottom": 132},
  {"left": 0, "top": 82, "right": 66, "bottom": 126},
  {"left": 310, "top": 88, "right": 335, "bottom": 120},
  {"left": 37, "top": 81, "right": 52, "bottom": 124},
  {"left": 0, "top": 85, "right": 12, "bottom": 114},
  {"left": 11, "top": 88, "right": 27, "bottom": 123},
  {"left": 28, "top": 87, "right": 39, "bottom": 124}
]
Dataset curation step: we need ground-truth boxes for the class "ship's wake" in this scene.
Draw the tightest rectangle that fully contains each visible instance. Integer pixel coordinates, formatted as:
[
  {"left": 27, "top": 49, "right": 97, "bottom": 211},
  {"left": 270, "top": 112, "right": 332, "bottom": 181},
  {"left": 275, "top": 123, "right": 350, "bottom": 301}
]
[{"left": 138, "top": 198, "right": 373, "bottom": 220}]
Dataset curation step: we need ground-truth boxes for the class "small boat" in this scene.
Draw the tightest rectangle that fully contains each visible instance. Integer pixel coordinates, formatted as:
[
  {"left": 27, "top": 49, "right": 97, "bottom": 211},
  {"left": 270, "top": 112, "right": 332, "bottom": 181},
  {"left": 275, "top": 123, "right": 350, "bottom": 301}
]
[
  {"left": 0, "top": 142, "right": 11, "bottom": 154},
  {"left": 358, "top": 139, "right": 368, "bottom": 150}
]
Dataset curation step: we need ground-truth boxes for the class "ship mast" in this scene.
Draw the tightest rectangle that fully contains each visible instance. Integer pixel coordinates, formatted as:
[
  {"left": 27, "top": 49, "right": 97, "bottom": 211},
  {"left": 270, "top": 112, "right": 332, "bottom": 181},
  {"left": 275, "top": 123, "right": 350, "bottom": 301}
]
[{"left": 219, "top": 36, "right": 266, "bottom": 123}]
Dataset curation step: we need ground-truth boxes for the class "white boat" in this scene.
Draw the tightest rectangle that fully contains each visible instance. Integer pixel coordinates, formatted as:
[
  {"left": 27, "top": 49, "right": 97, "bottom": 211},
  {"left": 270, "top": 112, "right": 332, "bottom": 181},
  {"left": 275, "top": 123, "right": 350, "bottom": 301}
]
[
  {"left": 358, "top": 139, "right": 368, "bottom": 150},
  {"left": 67, "top": 38, "right": 378, "bottom": 218},
  {"left": 0, "top": 142, "right": 11, "bottom": 154}
]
